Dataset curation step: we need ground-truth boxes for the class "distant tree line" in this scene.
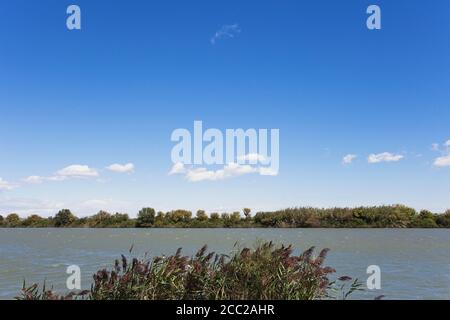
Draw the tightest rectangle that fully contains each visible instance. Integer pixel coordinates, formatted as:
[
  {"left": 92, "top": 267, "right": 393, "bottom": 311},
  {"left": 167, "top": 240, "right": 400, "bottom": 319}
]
[{"left": 1, "top": 205, "right": 450, "bottom": 228}]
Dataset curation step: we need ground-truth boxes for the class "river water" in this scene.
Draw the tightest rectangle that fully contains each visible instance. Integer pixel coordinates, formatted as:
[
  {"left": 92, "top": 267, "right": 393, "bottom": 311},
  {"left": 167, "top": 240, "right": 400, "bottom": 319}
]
[{"left": 1, "top": 228, "right": 449, "bottom": 299}]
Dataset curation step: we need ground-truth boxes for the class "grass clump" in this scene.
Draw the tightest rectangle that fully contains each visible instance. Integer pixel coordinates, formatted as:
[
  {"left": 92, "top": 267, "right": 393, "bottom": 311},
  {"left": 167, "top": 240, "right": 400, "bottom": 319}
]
[{"left": 18, "top": 241, "right": 362, "bottom": 300}]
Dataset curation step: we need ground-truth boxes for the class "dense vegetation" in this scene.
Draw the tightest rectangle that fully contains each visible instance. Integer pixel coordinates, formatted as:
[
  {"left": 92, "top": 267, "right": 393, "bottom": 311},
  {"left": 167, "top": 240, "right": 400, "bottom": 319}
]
[
  {"left": 18, "top": 241, "right": 363, "bottom": 300},
  {"left": 1, "top": 205, "right": 450, "bottom": 228}
]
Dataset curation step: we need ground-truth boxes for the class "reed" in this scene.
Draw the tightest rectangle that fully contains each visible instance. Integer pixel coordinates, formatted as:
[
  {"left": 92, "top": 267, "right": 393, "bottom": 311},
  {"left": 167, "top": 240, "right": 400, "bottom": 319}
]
[{"left": 17, "top": 241, "right": 362, "bottom": 300}]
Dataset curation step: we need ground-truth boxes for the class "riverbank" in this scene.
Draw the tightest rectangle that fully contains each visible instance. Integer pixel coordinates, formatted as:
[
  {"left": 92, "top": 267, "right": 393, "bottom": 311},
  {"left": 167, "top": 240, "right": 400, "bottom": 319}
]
[{"left": 1, "top": 205, "right": 449, "bottom": 228}]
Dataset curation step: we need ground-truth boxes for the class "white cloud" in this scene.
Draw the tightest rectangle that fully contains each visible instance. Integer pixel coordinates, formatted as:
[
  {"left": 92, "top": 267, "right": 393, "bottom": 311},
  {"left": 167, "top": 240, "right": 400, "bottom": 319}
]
[
  {"left": 57, "top": 165, "right": 99, "bottom": 178},
  {"left": 77, "top": 198, "right": 129, "bottom": 211},
  {"left": 0, "top": 178, "right": 16, "bottom": 191},
  {"left": 64, "top": 198, "right": 133, "bottom": 217},
  {"left": 24, "top": 176, "right": 45, "bottom": 184},
  {"left": 434, "top": 155, "right": 450, "bottom": 167},
  {"left": 24, "top": 164, "right": 99, "bottom": 185},
  {"left": 185, "top": 168, "right": 218, "bottom": 182},
  {"left": 25, "top": 175, "right": 67, "bottom": 183},
  {"left": 342, "top": 154, "right": 357, "bottom": 164},
  {"left": 170, "top": 162, "right": 278, "bottom": 182},
  {"left": 186, "top": 163, "right": 258, "bottom": 182},
  {"left": 211, "top": 24, "right": 241, "bottom": 44},
  {"left": 237, "top": 153, "right": 266, "bottom": 162},
  {"left": 368, "top": 152, "right": 404, "bottom": 164},
  {"left": 80, "top": 199, "right": 111, "bottom": 208},
  {"left": 169, "top": 162, "right": 186, "bottom": 175},
  {"left": 107, "top": 163, "right": 134, "bottom": 173},
  {"left": 432, "top": 140, "right": 450, "bottom": 151},
  {"left": 431, "top": 139, "right": 450, "bottom": 167},
  {"left": 258, "top": 167, "right": 278, "bottom": 176},
  {"left": 0, "top": 197, "right": 63, "bottom": 216},
  {"left": 47, "top": 175, "right": 67, "bottom": 181}
]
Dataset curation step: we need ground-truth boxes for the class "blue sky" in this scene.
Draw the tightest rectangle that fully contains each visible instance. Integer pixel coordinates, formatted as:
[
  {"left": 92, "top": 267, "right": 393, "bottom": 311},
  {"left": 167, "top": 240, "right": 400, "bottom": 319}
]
[{"left": 0, "top": 0, "right": 449, "bottom": 216}]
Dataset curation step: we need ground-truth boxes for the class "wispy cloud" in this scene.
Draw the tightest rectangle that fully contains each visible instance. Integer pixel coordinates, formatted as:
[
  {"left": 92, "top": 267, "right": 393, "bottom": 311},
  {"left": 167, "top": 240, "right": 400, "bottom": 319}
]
[
  {"left": 24, "top": 176, "right": 46, "bottom": 184},
  {"left": 106, "top": 163, "right": 135, "bottom": 173},
  {"left": 368, "top": 152, "right": 404, "bottom": 164},
  {"left": 0, "top": 178, "right": 17, "bottom": 191},
  {"left": 259, "top": 167, "right": 278, "bottom": 176},
  {"left": 57, "top": 165, "right": 99, "bottom": 177},
  {"left": 24, "top": 164, "right": 99, "bottom": 184},
  {"left": 169, "top": 161, "right": 278, "bottom": 182},
  {"left": 237, "top": 153, "right": 266, "bottom": 162},
  {"left": 211, "top": 24, "right": 241, "bottom": 44},
  {"left": 24, "top": 175, "right": 66, "bottom": 184},
  {"left": 76, "top": 198, "right": 131, "bottom": 214},
  {"left": 434, "top": 155, "right": 450, "bottom": 167},
  {"left": 24, "top": 162, "right": 137, "bottom": 186},
  {"left": 431, "top": 143, "right": 440, "bottom": 151},
  {"left": 342, "top": 154, "right": 357, "bottom": 164},
  {"left": 169, "top": 162, "right": 186, "bottom": 175},
  {"left": 0, "top": 197, "right": 63, "bottom": 216},
  {"left": 187, "top": 163, "right": 257, "bottom": 182},
  {"left": 432, "top": 139, "right": 450, "bottom": 167}
]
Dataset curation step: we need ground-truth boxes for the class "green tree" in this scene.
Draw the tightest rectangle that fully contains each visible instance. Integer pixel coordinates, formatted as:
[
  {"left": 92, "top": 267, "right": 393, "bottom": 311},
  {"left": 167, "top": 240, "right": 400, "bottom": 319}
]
[
  {"left": 112, "top": 213, "right": 129, "bottom": 223},
  {"left": 136, "top": 208, "right": 156, "bottom": 227},
  {"left": 54, "top": 209, "right": 77, "bottom": 227},
  {"left": 89, "top": 210, "right": 112, "bottom": 227},
  {"left": 436, "top": 210, "right": 450, "bottom": 227},
  {"left": 154, "top": 211, "right": 166, "bottom": 227},
  {"left": 46, "top": 216, "right": 55, "bottom": 227},
  {"left": 243, "top": 208, "right": 252, "bottom": 219},
  {"left": 196, "top": 210, "right": 208, "bottom": 221},
  {"left": 167, "top": 210, "right": 192, "bottom": 224},
  {"left": 22, "top": 214, "right": 45, "bottom": 227},
  {"left": 6, "top": 213, "right": 20, "bottom": 227},
  {"left": 210, "top": 212, "right": 220, "bottom": 222},
  {"left": 419, "top": 210, "right": 434, "bottom": 220},
  {"left": 414, "top": 210, "right": 437, "bottom": 228},
  {"left": 230, "top": 212, "right": 241, "bottom": 224},
  {"left": 221, "top": 213, "right": 233, "bottom": 227}
]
